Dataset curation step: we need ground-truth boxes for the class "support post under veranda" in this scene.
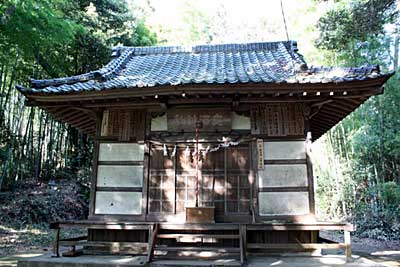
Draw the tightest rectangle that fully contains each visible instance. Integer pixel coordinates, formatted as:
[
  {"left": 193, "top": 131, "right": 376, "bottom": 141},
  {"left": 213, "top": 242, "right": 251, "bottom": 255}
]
[
  {"left": 53, "top": 228, "right": 60, "bottom": 257},
  {"left": 344, "top": 230, "right": 352, "bottom": 261}
]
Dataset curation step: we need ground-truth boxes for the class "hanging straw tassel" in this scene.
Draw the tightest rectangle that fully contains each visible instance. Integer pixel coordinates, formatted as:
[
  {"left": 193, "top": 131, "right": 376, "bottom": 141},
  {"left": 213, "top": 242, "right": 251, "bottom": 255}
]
[
  {"left": 202, "top": 149, "right": 207, "bottom": 160},
  {"left": 163, "top": 144, "right": 168, "bottom": 156},
  {"left": 171, "top": 145, "right": 177, "bottom": 158},
  {"left": 184, "top": 146, "right": 191, "bottom": 158}
]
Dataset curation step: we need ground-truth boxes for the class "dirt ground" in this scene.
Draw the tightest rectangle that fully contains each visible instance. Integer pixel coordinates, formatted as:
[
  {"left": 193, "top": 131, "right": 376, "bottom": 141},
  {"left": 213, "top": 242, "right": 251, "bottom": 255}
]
[
  {"left": 320, "top": 231, "right": 400, "bottom": 266},
  {"left": 0, "top": 180, "right": 88, "bottom": 260}
]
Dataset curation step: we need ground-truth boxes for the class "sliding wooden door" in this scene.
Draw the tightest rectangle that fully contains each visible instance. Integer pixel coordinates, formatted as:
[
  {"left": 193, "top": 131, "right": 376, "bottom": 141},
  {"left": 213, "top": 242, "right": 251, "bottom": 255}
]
[{"left": 147, "top": 143, "right": 251, "bottom": 222}]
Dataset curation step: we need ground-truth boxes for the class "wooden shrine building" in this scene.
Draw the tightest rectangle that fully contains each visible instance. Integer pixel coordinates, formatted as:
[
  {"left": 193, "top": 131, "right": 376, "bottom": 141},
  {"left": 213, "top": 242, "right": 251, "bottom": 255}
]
[{"left": 17, "top": 41, "right": 393, "bottom": 264}]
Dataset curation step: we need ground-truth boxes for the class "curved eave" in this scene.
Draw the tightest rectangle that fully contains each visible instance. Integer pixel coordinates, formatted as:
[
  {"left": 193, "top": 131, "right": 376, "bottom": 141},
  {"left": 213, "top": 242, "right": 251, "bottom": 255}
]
[
  {"left": 41, "top": 106, "right": 97, "bottom": 137},
  {"left": 15, "top": 72, "right": 394, "bottom": 140},
  {"left": 16, "top": 73, "right": 393, "bottom": 101},
  {"left": 310, "top": 97, "right": 369, "bottom": 140}
]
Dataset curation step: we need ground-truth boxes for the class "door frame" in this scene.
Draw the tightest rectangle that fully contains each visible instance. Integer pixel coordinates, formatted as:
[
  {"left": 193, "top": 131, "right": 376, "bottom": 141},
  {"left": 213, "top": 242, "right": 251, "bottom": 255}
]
[{"left": 145, "top": 141, "right": 253, "bottom": 223}]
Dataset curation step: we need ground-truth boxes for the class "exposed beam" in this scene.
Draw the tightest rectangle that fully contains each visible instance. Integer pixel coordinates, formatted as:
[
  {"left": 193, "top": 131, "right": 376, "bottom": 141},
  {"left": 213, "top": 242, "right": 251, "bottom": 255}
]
[
  {"left": 62, "top": 111, "right": 87, "bottom": 123},
  {"left": 73, "top": 117, "right": 94, "bottom": 129},
  {"left": 67, "top": 115, "right": 92, "bottom": 127},
  {"left": 311, "top": 115, "right": 336, "bottom": 128},
  {"left": 320, "top": 105, "right": 351, "bottom": 116}
]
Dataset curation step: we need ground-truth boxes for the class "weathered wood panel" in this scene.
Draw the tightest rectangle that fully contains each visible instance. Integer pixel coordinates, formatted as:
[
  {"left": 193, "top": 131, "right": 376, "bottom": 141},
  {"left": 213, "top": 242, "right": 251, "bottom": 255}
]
[
  {"left": 99, "top": 143, "right": 144, "bottom": 161},
  {"left": 258, "top": 164, "right": 308, "bottom": 188},
  {"left": 251, "top": 103, "right": 304, "bottom": 136},
  {"left": 97, "top": 165, "right": 143, "bottom": 187},
  {"left": 258, "top": 192, "right": 309, "bottom": 216},
  {"left": 264, "top": 141, "right": 306, "bottom": 160},
  {"left": 101, "top": 109, "right": 145, "bottom": 141},
  {"left": 95, "top": 191, "right": 142, "bottom": 215}
]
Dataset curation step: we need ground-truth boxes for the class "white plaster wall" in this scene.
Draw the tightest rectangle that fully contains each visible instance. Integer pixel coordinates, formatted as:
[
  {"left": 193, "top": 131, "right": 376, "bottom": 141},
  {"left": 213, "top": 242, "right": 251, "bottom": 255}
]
[
  {"left": 95, "top": 191, "right": 142, "bottom": 215},
  {"left": 264, "top": 141, "right": 306, "bottom": 160},
  {"left": 259, "top": 192, "right": 309, "bottom": 215},
  {"left": 99, "top": 143, "right": 144, "bottom": 161},
  {"left": 258, "top": 164, "right": 308, "bottom": 187},
  {"left": 151, "top": 114, "right": 168, "bottom": 131},
  {"left": 97, "top": 165, "right": 143, "bottom": 187},
  {"left": 232, "top": 112, "right": 251, "bottom": 130}
]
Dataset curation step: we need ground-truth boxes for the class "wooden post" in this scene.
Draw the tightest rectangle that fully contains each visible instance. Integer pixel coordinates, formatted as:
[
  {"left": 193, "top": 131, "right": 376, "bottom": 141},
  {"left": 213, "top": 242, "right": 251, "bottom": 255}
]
[
  {"left": 344, "top": 230, "right": 352, "bottom": 261},
  {"left": 88, "top": 110, "right": 103, "bottom": 220},
  {"left": 53, "top": 228, "right": 60, "bottom": 257},
  {"left": 147, "top": 223, "right": 159, "bottom": 263},
  {"left": 239, "top": 224, "right": 247, "bottom": 265},
  {"left": 310, "top": 230, "right": 318, "bottom": 243},
  {"left": 239, "top": 224, "right": 246, "bottom": 265}
]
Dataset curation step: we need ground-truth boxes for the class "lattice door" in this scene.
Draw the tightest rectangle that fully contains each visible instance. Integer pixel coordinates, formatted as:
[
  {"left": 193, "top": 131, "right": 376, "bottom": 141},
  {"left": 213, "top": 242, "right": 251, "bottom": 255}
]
[{"left": 148, "top": 143, "right": 251, "bottom": 220}]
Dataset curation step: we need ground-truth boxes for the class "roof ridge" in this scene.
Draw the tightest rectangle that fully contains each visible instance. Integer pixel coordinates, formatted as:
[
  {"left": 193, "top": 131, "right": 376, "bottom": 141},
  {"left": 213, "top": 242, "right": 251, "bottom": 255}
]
[
  {"left": 112, "top": 40, "right": 297, "bottom": 57},
  {"left": 30, "top": 48, "right": 135, "bottom": 89}
]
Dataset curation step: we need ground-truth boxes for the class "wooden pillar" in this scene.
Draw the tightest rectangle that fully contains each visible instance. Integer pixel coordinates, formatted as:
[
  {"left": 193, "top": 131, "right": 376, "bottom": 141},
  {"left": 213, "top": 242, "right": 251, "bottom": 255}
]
[
  {"left": 344, "top": 230, "right": 352, "bottom": 261},
  {"left": 147, "top": 223, "right": 159, "bottom": 263},
  {"left": 53, "top": 228, "right": 60, "bottom": 257},
  {"left": 310, "top": 230, "right": 318, "bottom": 243},
  {"left": 240, "top": 224, "right": 247, "bottom": 264},
  {"left": 88, "top": 110, "right": 103, "bottom": 220}
]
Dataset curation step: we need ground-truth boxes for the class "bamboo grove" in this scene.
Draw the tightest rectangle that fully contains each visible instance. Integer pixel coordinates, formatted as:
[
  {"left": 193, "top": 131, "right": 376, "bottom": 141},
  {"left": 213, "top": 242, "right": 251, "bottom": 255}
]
[{"left": 0, "top": 0, "right": 156, "bottom": 190}]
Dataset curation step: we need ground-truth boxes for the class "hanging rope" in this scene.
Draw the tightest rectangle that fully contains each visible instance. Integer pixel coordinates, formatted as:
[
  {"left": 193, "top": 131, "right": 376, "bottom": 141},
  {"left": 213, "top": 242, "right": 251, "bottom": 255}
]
[
  {"left": 280, "top": 0, "right": 290, "bottom": 41},
  {"left": 280, "top": 0, "right": 307, "bottom": 119}
]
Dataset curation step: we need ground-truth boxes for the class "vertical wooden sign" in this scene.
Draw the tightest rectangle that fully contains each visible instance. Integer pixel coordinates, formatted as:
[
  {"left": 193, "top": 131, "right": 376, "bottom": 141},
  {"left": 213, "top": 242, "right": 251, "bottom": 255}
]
[
  {"left": 100, "top": 110, "right": 110, "bottom": 136},
  {"left": 257, "top": 139, "right": 264, "bottom": 170}
]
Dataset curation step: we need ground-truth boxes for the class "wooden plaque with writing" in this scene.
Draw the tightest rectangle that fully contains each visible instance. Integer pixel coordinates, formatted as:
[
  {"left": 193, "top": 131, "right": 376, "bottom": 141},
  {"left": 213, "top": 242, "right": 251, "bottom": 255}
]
[
  {"left": 251, "top": 103, "right": 304, "bottom": 136},
  {"left": 167, "top": 109, "right": 231, "bottom": 132}
]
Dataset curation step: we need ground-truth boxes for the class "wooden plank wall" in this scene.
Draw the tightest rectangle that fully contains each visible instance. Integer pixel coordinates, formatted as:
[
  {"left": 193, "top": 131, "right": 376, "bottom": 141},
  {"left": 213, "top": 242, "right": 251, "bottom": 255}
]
[{"left": 101, "top": 109, "right": 145, "bottom": 141}]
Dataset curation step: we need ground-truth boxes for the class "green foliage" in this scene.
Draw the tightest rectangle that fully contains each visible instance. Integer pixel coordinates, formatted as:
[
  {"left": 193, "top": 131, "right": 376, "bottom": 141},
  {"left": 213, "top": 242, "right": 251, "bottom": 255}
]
[
  {"left": 316, "top": 0, "right": 397, "bottom": 51},
  {"left": 315, "top": 3, "right": 353, "bottom": 51},
  {"left": 0, "top": 0, "right": 78, "bottom": 54},
  {"left": 0, "top": 0, "right": 157, "bottom": 190},
  {"left": 315, "top": 0, "right": 398, "bottom": 65},
  {"left": 314, "top": 0, "right": 400, "bottom": 240},
  {"left": 380, "top": 182, "right": 400, "bottom": 207},
  {"left": 131, "top": 20, "right": 158, "bottom": 46}
]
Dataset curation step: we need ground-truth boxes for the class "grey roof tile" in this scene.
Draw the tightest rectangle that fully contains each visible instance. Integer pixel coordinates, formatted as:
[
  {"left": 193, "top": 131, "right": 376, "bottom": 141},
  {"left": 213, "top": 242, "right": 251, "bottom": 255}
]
[{"left": 21, "top": 41, "right": 390, "bottom": 94}]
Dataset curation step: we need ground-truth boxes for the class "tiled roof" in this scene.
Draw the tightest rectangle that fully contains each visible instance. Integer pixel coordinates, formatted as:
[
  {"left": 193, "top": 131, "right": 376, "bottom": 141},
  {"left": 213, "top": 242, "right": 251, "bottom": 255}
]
[{"left": 18, "top": 41, "right": 389, "bottom": 94}]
